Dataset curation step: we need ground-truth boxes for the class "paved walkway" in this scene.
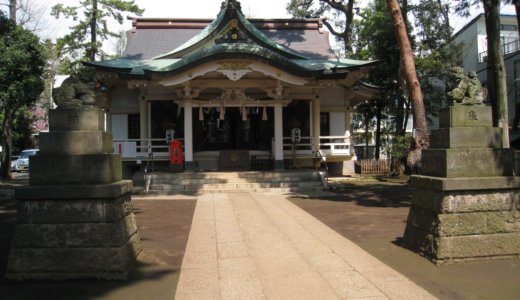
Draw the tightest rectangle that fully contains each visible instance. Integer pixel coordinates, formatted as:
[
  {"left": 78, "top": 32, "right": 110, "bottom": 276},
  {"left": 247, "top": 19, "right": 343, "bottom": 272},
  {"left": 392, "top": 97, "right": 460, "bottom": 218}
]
[{"left": 175, "top": 192, "right": 436, "bottom": 300}]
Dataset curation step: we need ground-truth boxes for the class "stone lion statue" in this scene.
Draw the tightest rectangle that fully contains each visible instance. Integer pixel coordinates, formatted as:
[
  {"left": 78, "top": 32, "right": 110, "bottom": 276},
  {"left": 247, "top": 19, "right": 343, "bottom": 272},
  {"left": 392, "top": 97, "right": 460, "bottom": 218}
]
[
  {"left": 53, "top": 67, "right": 101, "bottom": 108},
  {"left": 446, "top": 67, "right": 486, "bottom": 106}
]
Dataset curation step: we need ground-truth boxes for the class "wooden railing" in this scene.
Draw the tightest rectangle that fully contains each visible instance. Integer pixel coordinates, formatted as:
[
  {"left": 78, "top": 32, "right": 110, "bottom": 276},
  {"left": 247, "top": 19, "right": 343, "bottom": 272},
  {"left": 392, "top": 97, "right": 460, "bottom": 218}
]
[
  {"left": 113, "top": 135, "right": 352, "bottom": 161},
  {"left": 359, "top": 159, "right": 390, "bottom": 176},
  {"left": 112, "top": 138, "right": 182, "bottom": 160},
  {"left": 280, "top": 136, "right": 352, "bottom": 158},
  {"left": 479, "top": 38, "right": 520, "bottom": 63}
]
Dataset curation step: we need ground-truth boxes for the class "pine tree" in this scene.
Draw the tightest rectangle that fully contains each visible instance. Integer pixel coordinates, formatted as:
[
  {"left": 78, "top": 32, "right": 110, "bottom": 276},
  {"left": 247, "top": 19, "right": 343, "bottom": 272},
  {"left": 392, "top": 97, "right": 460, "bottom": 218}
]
[
  {"left": 286, "top": 0, "right": 356, "bottom": 57},
  {"left": 386, "top": 0, "right": 429, "bottom": 171},
  {"left": 51, "top": 0, "right": 144, "bottom": 61}
]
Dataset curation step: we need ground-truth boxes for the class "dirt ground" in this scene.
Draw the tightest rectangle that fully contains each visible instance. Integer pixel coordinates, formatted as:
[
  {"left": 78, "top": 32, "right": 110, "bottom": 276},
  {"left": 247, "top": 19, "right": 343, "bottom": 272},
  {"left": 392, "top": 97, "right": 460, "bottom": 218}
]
[
  {"left": 290, "top": 178, "right": 520, "bottom": 300},
  {"left": 0, "top": 175, "right": 196, "bottom": 300},
  {"left": 1, "top": 175, "right": 519, "bottom": 299}
]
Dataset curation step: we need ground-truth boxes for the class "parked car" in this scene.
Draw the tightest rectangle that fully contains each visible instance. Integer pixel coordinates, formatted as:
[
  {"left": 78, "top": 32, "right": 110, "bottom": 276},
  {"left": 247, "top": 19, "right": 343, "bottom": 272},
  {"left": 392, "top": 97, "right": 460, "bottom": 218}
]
[
  {"left": 10, "top": 155, "right": 19, "bottom": 171},
  {"left": 12, "top": 149, "right": 39, "bottom": 172}
]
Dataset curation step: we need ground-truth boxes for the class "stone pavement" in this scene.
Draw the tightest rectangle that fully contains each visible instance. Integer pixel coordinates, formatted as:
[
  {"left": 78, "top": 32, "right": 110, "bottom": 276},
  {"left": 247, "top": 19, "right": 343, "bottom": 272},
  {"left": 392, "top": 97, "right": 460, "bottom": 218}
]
[{"left": 175, "top": 192, "right": 436, "bottom": 300}]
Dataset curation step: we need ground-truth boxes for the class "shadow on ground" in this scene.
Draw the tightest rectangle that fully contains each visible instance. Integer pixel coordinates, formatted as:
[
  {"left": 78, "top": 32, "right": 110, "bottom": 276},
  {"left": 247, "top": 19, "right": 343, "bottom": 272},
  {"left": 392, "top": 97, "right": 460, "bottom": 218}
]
[
  {"left": 0, "top": 185, "right": 196, "bottom": 300},
  {"left": 290, "top": 177, "right": 520, "bottom": 300}
]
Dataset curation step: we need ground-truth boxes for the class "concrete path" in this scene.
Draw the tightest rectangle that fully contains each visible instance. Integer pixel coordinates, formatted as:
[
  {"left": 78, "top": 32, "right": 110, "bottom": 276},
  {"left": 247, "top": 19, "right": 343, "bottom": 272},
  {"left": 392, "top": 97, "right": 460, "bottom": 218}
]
[{"left": 175, "top": 192, "right": 436, "bottom": 300}]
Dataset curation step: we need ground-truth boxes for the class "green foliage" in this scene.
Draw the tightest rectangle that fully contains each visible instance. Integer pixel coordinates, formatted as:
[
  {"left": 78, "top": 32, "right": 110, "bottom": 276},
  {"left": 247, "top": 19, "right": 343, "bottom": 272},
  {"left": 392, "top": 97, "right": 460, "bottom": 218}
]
[
  {"left": 286, "top": 0, "right": 327, "bottom": 18},
  {"left": 353, "top": 0, "right": 463, "bottom": 130},
  {"left": 353, "top": 0, "right": 404, "bottom": 133},
  {"left": 0, "top": 11, "right": 45, "bottom": 177},
  {"left": 411, "top": 0, "right": 463, "bottom": 122},
  {"left": 0, "top": 12, "right": 45, "bottom": 110},
  {"left": 286, "top": 0, "right": 356, "bottom": 57},
  {"left": 11, "top": 107, "right": 35, "bottom": 153},
  {"left": 384, "top": 133, "right": 411, "bottom": 161},
  {"left": 51, "top": 0, "right": 144, "bottom": 61},
  {"left": 353, "top": 99, "right": 378, "bottom": 131}
]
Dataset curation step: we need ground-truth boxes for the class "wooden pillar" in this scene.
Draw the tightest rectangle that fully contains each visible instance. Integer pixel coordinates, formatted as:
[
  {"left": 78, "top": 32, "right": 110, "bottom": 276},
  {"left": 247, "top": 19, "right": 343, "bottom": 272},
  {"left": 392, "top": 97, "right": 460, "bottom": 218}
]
[
  {"left": 274, "top": 102, "right": 284, "bottom": 170},
  {"left": 139, "top": 97, "right": 148, "bottom": 151},
  {"left": 184, "top": 100, "right": 194, "bottom": 171},
  {"left": 312, "top": 94, "right": 321, "bottom": 147}
]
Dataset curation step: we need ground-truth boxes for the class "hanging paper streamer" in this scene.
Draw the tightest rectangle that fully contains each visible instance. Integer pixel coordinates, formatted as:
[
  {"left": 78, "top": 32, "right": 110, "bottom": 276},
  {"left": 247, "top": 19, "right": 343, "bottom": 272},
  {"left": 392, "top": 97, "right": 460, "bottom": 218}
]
[
  {"left": 198, "top": 104, "right": 204, "bottom": 121},
  {"left": 242, "top": 106, "right": 247, "bottom": 121},
  {"left": 219, "top": 104, "right": 225, "bottom": 120},
  {"left": 262, "top": 105, "right": 268, "bottom": 121}
]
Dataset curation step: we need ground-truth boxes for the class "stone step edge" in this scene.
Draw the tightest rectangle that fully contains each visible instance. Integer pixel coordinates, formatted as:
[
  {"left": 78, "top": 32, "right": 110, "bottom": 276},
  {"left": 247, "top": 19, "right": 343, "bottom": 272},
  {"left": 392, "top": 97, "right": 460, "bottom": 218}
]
[
  {"left": 145, "top": 187, "right": 325, "bottom": 195},
  {"left": 149, "top": 182, "right": 323, "bottom": 189},
  {"left": 150, "top": 177, "right": 320, "bottom": 184},
  {"left": 147, "top": 172, "right": 320, "bottom": 179}
]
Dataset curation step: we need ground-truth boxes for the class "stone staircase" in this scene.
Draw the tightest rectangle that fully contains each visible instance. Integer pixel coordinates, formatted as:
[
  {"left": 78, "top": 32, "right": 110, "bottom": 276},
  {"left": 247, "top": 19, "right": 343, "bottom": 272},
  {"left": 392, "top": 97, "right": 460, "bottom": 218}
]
[{"left": 145, "top": 170, "right": 326, "bottom": 195}]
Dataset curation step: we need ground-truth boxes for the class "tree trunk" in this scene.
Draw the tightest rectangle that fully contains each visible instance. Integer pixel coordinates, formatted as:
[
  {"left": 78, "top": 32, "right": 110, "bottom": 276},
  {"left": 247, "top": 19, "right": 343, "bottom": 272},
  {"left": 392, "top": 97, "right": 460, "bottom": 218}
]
[
  {"left": 9, "top": 0, "right": 17, "bottom": 24},
  {"left": 386, "top": 0, "right": 429, "bottom": 171},
  {"left": 394, "top": 0, "right": 407, "bottom": 135},
  {"left": 344, "top": 0, "right": 354, "bottom": 57},
  {"left": 0, "top": 109, "right": 14, "bottom": 179},
  {"left": 512, "top": 0, "right": 520, "bottom": 131},
  {"left": 364, "top": 119, "right": 369, "bottom": 159},
  {"left": 89, "top": 0, "right": 98, "bottom": 61},
  {"left": 321, "top": 0, "right": 355, "bottom": 57},
  {"left": 514, "top": 0, "right": 520, "bottom": 39},
  {"left": 483, "top": 0, "right": 510, "bottom": 147}
]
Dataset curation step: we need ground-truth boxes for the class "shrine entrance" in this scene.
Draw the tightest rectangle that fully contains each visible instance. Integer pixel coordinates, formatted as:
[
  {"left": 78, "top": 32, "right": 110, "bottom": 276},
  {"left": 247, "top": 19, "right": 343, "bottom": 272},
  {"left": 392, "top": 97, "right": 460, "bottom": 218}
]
[{"left": 193, "top": 107, "right": 274, "bottom": 152}]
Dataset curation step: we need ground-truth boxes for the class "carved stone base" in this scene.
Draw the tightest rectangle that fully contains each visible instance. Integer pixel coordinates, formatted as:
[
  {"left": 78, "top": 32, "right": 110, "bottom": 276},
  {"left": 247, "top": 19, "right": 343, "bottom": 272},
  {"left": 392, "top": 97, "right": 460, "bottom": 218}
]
[
  {"left": 403, "top": 176, "right": 520, "bottom": 264},
  {"left": 5, "top": 182, "right": 141, "bottom": 280}
]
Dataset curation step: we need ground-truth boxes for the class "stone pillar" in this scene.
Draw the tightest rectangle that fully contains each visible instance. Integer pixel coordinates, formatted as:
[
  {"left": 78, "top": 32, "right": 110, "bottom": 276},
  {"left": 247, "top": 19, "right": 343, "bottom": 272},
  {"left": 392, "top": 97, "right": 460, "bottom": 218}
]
[
  {"left": 184, "top": 101, "right": 194, "bottom": 171},
  {"left": 274, "top": 102, "right": 284, "bottom": 170},
  {"left": 139, "top": 99, "right": 148, "bottom": 151},
  {"left": 5, "top": 107, "right": 141, "bottom": 280},
  {"left": 403, "top": 105, "right": 520, "bottom": 264},
  {"left": 343, "top": 110, "right": 356, "bottom": 176}
]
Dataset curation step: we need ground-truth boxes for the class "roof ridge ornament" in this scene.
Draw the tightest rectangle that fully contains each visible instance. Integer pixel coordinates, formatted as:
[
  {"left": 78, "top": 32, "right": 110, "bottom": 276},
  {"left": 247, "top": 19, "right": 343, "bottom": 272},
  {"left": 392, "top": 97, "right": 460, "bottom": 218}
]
[{"left": 222, "top": 0, "right": 241, "bottom": 11}]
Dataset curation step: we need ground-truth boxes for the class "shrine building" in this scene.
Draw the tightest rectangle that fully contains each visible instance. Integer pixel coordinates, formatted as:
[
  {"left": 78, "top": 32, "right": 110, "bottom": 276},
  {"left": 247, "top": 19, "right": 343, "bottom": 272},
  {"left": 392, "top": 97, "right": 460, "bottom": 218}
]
[{"left": 86, "top": 0, "right": 379, "bottom": 173}]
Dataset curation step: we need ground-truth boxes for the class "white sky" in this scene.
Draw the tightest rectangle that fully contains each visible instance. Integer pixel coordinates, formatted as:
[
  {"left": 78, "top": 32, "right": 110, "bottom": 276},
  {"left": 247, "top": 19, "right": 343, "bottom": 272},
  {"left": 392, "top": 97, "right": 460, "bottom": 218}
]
[
  {"left": 4, "top": 1, "right": 516, "bottom": 47},
  {"left": 37, "top": 0, "right": 291, "bottom": 40}
]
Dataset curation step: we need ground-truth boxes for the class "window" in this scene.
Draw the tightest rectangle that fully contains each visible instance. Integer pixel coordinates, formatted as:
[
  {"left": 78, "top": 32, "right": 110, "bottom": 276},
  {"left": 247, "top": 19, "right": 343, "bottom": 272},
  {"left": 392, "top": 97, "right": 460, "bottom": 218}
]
[
  {"left": 128, "top": 114, "right": 140, "bottom": 139},
  {"left": 320, "top": 113, "right": 330, "bottom": 136},
  {"left": 500, "top": 24, "right": 517, "bottom": 31}
]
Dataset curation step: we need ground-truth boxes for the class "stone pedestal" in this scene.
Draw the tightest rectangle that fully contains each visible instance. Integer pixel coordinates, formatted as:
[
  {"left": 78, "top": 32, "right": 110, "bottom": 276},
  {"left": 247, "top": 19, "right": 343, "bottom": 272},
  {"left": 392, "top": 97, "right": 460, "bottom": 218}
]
[
  {"left": 5, "top": 107, "right": 141, "bottom": 280},
  {"left": 403, "top": 106, "right": 520, "bottom": 264}
]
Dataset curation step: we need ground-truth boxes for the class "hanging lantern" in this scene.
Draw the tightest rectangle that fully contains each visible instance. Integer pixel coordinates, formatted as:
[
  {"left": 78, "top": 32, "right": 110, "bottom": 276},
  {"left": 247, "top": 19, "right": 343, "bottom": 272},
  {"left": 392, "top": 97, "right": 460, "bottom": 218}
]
[{"left": 262, "top": 105, "right": 268, "bottom": 121}]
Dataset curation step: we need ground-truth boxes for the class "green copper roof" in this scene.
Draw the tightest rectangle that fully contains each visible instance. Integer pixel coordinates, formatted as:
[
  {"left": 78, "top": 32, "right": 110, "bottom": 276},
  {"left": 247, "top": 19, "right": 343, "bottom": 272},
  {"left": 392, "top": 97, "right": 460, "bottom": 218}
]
[
  {"left": 86, "top": 0, "right": 378, "bottom": 80},
  {"left": 86, "top": 59, "right": 180, "bottom": 75},
  {"left": 153, "top": 0, "right": 306, "bottom": 60},
  {"left": 149, "top": 44, "right": 318, "bottom": 75},
  {"left": 86, "top": 47, "right": 376, "bottom": 78}
]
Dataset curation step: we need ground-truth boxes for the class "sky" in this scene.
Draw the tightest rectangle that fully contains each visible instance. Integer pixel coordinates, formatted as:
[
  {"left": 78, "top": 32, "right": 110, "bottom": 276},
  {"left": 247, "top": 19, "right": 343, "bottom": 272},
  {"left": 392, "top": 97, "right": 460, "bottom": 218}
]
[
  {"left": 2, "top": 0, "right": 517, "bottom": 47},
  {"left": 37, "top": 0, "right": 292, "bottom": 40}
]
